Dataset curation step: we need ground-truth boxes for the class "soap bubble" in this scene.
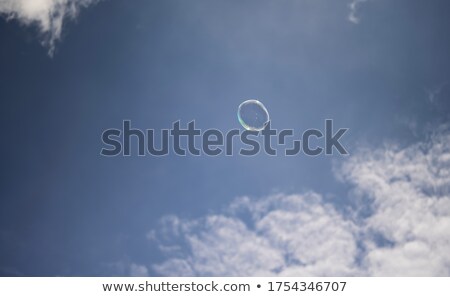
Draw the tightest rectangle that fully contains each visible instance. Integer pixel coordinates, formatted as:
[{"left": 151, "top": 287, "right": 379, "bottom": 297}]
[{"left": 237, "top": 99, "right": 270, "bottom": 131}]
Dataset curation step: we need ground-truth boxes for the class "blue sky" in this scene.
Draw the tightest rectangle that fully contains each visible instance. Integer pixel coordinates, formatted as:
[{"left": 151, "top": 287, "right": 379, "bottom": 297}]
[{"left": 0, "top": 0, "right": 450, "bottom": 276}]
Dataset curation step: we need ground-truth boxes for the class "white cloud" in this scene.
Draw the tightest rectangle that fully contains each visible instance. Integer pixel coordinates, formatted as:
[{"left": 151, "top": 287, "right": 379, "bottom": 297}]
[
  {"left": 153, "top": 193, "right": 359, "bottom": 277},
  {"left": 0, "top": 0, "right": 98, "bottom": 55},
  {"left": 150, "top": 127, "right": 450, "bottom": 276},
  {"left": 341, "top": 127, "right": 450, "bottom": 276},
  {"left": 348, "top": 0, "right": 367, "bottom": 24}
]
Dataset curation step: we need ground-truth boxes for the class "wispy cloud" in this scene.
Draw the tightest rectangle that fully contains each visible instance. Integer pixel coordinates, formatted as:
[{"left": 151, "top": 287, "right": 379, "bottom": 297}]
[
  {"left": 149, "top": 127, "right": 450, "bottom": 276},
  {"left": 0, "top": 0, "right": 99, "bottom": 55},
  {"left": 425, "top": 81, "right": 448, "bottom": 103},
  {"left": 348, "top": 0, "right": 368, "bottom": 24}
]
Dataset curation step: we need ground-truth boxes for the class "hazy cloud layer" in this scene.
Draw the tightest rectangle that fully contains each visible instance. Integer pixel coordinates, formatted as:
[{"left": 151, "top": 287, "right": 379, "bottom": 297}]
[
  {"left": 0, "top": 0, "right": 98, "bottom": 55},
  {"left": 149, "top": 128, "right": 450, "bottom": 276}
]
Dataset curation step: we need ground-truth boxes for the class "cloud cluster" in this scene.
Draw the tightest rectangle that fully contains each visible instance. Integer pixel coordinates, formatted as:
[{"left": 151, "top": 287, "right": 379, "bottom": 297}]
[
  {"left": 342, "top": 128, "right": 450, "bottom": 276},
  {"left": 149, "top": 128, "right": 450, "bottom": 276},
  {"left": 152, "top": 193, "right": 359, "bottom": 276},
  {"left": 0, "top": 0, "right": 98, "bottom": 55}
]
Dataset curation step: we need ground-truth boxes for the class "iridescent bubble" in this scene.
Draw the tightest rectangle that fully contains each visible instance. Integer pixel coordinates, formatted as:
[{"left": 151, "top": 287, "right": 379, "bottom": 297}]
[{"left": 237, "top": 99, "right": 270, "bottom": 131}]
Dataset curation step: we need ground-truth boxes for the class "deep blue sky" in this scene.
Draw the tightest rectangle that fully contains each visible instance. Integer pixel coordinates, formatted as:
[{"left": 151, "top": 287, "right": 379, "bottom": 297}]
[{"left": 1, "top": 0, "right": 450, "bottom": 276}]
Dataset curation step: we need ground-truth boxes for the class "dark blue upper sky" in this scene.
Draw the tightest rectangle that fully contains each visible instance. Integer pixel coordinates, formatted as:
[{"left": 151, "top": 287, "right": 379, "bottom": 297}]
[{"left": 1, "top": 0, "right": 449, "bottom": 276}]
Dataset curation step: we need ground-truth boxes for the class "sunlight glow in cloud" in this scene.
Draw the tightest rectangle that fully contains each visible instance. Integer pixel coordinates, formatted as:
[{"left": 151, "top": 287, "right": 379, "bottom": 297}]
[{"left": 149, "top": 127, "right": 450, "bottom": 276}]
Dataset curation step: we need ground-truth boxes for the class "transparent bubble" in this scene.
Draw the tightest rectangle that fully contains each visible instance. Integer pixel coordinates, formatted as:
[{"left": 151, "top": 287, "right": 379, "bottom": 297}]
[{"left": 237, "top": 99, "right": 270, "bottom": 131}]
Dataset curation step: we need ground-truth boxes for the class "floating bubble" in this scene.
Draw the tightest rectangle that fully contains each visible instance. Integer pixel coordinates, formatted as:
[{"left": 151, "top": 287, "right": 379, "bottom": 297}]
[{"left": 237, "top": 99, "right": 270, "bottom": 131}]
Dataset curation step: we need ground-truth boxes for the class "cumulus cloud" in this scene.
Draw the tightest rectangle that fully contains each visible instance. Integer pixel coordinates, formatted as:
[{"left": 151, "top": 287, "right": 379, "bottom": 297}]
[
  {"left": 341, "top": 127, "right": 450, "bottom": 276},
  {"left": 152, "top": 193, "right": 359, "bottom": 276},
  {"left": 150, "top": 127, "right": 450, "bottom": 276},
  {"left": 0, "top": 0, "right": 98, "bottom": 55},
  {"left": 348, "top": 0, "right": 367, "bottom": 24}
]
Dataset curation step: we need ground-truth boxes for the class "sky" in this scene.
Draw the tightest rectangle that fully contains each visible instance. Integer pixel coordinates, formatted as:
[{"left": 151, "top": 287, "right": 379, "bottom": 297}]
[{"left": 0, "top": 0, "right": 450, "bottom": 276}]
